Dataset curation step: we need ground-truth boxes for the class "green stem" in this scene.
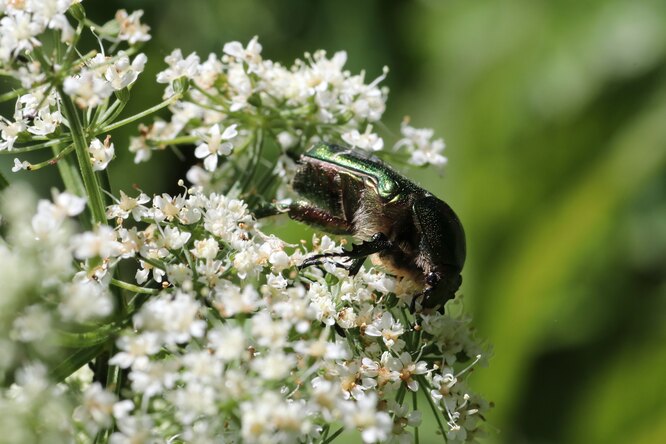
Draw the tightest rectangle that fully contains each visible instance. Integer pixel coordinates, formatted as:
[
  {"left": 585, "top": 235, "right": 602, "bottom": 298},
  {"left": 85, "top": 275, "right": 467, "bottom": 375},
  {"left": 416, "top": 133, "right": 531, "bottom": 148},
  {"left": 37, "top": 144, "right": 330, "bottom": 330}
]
[
  {"left": 413, "top": 390, "right": 419, "bottom": 444},
  {"left": 321, "top": 427, "right": 344, "bottom": 444},
  {"left": 98, "top": 98, "right": 127, "bottom": 127},
  {"left": 97, "top": 169, "right": 113, "bottom": 206},
  {"left": 57, "top": 85, "right": 107, "bottom": 225},
  {"left": 97, "top": 92, "right": 182, "bottom": 134},
  {"left": 0, "top": 87, "right": 31, "bottom": 104},
  {"left": 51, "top": 143, "right": 87, "bottom": 219},
  {"left": 240, "top": 128, "right": 264, "bottom": 192},
  {"left": 26, "top": 144, "right": 75, "bottom": 170},
  {"left": 0, "top": 137, "right": 73, "bottom": 154},
  {"left": 111, "top": 278, "right": 159, "bottom": 295},
  {"left": 417, "top": 375, "right": 448, "bottom": 437},
  {"left": 0, "top": 170, "right": 8, "bottom": 191},
  {"left": 56, "top": 321, "right": 127, "bottom": 348}
]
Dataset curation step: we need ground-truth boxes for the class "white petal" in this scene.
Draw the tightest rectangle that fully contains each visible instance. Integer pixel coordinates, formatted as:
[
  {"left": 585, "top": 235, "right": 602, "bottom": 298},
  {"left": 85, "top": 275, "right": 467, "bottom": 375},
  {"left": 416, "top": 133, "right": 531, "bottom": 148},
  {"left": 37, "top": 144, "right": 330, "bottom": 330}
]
[
  {"left": 194, "top": 143, "right": 210, "bottom": 159},
  {"left": 221, "top": 124, "right": 238, "bottom": 140},
  {"left": 203, "top": 154, "right": 218, "bottom": 172}
]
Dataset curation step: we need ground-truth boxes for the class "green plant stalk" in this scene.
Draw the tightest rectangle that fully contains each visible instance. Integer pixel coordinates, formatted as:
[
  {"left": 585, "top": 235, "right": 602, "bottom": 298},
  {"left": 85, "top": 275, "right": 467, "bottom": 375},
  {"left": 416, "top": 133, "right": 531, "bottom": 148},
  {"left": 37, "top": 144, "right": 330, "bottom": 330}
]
[
  {"left": 57, "top": 86, "right": 107, "bottom": 225},
  {"left": 321, "top": 427, "right": 344, "bottom": 444},
  {"left": 97, "top": 92, "right": 182, "bottom": 134},
  {"left": 28, "top": 144, "right": 75, "bottom": 170},
  {"left": 0, "top": 170, "right": 8, "bottom": 191},
  {"left": 0, "top": 137, "right": 73, "bottom": 154},
  {"left": 111, "top": 278, "right": 159, "bottom": 295},
  {"left": 417, "top": 375, "right": 447, "bottom": 438},
  {"left": 51, "top": 144, "right": 87, "bottom": 216},
  {"left": 413, "top": 390, "right": 419, "bottom": 444}
]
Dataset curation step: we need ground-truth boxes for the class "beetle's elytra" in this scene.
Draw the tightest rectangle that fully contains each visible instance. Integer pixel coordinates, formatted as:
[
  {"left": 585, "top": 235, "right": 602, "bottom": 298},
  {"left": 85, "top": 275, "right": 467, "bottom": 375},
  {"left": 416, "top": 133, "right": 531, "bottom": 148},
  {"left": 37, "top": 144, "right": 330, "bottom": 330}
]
[{"left": 289, "top": 142, "right": 465, "bottom": 312}]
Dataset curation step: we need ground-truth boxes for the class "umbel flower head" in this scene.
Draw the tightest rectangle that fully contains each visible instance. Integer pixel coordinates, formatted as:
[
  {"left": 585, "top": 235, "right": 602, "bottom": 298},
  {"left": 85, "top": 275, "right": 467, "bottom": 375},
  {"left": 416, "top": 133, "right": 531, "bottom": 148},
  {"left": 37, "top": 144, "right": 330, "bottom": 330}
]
[{"left": 0, "top": 1, "right": 489, "bottom": 441}]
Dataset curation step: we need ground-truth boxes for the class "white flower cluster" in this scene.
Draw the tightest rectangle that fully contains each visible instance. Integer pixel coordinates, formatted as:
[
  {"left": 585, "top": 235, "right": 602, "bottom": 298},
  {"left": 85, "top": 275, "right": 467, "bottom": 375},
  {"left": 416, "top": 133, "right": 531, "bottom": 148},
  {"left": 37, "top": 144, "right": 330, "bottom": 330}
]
[
  {"left": 0, "top": 3, "right": 488, "bottom": 441},
  {"left": 1, "top": 4, "right": 149, "bottom": 177},
  {"left": 0, "top": 0, "right": 76, "bottom": 63},
  {"left": 1, "top": 86, "right": 61, "bottom": 152},
  {"left": 79, "top": 184, "right": 489, "bottom": 442},
  {"left": 0, "top": 182, "right": 489, "bottom": 442},
  {"left": 131, "top": 37, "right": 446, "bottom": 195},
  {"left": 63, "top": 51, "right": 147, "bottom": 109},
  {"left": 0, "top": 186, "right": 124, "bottom": 441},
  {"left": 0, "top": 186, "right": 118, "bottom": 333}
]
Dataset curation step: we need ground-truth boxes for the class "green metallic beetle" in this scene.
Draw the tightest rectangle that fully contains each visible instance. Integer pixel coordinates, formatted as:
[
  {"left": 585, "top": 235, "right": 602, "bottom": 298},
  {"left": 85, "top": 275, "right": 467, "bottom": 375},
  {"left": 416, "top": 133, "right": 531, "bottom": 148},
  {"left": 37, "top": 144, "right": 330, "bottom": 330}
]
[{"left": 288, "top": 142, "right": 466, "bottom": 312}]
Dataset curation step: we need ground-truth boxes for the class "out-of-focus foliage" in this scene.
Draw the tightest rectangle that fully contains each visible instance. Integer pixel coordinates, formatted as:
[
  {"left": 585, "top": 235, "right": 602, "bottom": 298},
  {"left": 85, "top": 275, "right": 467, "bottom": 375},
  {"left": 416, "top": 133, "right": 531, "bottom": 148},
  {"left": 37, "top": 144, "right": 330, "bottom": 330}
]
[{"left": 4, "top": 0, "right": 664, "bottom": 442}]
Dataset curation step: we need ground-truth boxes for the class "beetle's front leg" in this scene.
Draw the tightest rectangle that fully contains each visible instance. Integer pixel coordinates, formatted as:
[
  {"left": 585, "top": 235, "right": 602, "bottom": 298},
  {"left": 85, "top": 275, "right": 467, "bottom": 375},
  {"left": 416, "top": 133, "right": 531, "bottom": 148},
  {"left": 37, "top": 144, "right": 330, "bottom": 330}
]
[
  {"left": 300, "top": 233, "right": 393, "bottom": 276},
  {"left": 288, "top": 201, "right": 354, "bottom": 235}
]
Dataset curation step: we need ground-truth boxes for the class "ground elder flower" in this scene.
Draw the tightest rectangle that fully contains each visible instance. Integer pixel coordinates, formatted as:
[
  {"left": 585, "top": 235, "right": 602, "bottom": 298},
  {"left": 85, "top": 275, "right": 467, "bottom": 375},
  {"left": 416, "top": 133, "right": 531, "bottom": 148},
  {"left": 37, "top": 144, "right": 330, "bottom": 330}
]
[
  {"left": 88, "top": 137, "right": 115, "bottom": 171},
  {"left": 11, "top": 158, "right": 29, "bottom": 171},
  {"left": 104, "top": 51, "right": 147, "bottom": 90},
  {"left": 0, "top": 8, "right": 489, "bottom": 441},
  {"left": 106, "top": 190, "right": 150, "bottom": 221},
  {"left": 63, "top": 68, "right": 114, "bottom": 108},
  {"left": 114, "top": 9, "right": 151, "bottom": 44},
  {"left": 395, "top": 119, "right": 448, "bottom": 167},
  {"left": 342, "top": 124, "right": 384, "bottom": 151},
  {"left": 194, "top": 123, "right": 238, "bottom": 171}
]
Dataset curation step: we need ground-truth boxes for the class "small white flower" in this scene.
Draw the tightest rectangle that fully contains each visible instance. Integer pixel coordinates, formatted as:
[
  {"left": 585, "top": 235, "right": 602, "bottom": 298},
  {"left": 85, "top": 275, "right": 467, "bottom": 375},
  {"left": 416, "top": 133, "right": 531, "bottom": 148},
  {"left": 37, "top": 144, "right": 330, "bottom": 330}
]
[
  {"left": 63, "top": 69, "right": 114, "bottom": 108},
  {"left": 160, "top": 225, "right": 191, "bottom": 250},
  {"left": 223, "top": 36, "right": 262, "bottom": 68},
  {"left": 115, "top": 9, "right": 151, "bottom": 44},
  {"left": 134, "top": 292, "right": 206, "bottom": 344},
  {"left": 52, "top": 189, "right": 87, "bottom": 216},
  {"left": 166, "top": 263, "right": 193, "bottom": 286},
  {"left": 26, "top": 108, "right": 62, "bottom": 136},
  {"left": 11, "top": 158, "right": 30, "bottom": 172},
  {"left": 277, "top": 131, "right": 297, "bottom": 149},
  {"left": 394, "top": 120, "right": 448, "bottom": 167},
  {"left": 194, "top": 123, "right": 237, "bottom": 171},
  {"left": 106, "top": 190, "right": 150, "bottom": 221},
  {"left": 72, "top": 382, "right": 118, "bottom": 432},
  {"left": 1, "top": 117, "right": 27, "bottom": 151},
  {"left": 386, "top": 352, "right": 429, "bottom": 392},
  {"left": 156, "top": 49, "right": 199, "bottom": 84},
  {"left": 11, "top": 305, "right": 52, "bottom": 342},
  {"left": 71, "top": 225, "right": 123, "bottom": 259},
  {"left": 365, "top": 311, "right": 405, "bottom": 349},
  {"left": 341, "top": 124, "right": 384, "bottom": 151},
  {"left": 190, "top": 237, "right": 219, "bottom": 259},
  {"left": 135, "top": 259, "right": 165, "bottom": 285},
  {"left": 251, "top": 351, "right": 295, "bottom": 380},
  {"left": 105, "top": 52, "right": 147, "bottom": 90},
  {"left": 59, "top": 275, "right": 113, "bottom": 322},
  {"left": 207, "top": 325, "right": 246, "bottom": 362},
  {"left": 88, "top": 137, "right": 115, "bottom": 171},
  {"left": 0, "top": 11, "right": 43, "bottom": 58},
  {"left": 109, "top": 333, "right": 161, "bottom": 369},
  {"left": 340, "top": 392, "right": 393, "bottom": 443},
  {"left": 213, "top": 282, "right": 261, "bottom": 316},
  {"left": 127, "top": 359, "right": 179, "bottom": 398}
]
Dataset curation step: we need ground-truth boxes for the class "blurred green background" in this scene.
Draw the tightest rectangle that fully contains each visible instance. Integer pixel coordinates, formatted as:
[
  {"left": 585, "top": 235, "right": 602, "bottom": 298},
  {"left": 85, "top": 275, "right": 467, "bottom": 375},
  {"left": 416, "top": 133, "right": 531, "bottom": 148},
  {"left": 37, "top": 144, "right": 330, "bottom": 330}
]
[{"left": 4, "top": 0, "right": 666, "bottom": 442}]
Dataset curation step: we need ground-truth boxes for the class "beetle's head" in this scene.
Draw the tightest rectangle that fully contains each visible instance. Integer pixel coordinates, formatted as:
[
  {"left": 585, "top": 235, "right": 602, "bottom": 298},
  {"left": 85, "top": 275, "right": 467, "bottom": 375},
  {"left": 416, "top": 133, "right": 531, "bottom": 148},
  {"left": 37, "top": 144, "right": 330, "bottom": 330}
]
[{"left": 422, "top": 269, "right": 462, "bottom": 310}]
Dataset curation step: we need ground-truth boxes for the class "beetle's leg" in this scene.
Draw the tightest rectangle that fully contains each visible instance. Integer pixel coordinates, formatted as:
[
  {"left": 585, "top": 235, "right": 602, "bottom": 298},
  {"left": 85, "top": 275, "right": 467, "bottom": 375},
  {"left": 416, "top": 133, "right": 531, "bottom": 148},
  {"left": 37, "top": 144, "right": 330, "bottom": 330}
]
[
  {"left": 300, "top": 233, "right": 393, "bottom": 276},
  {"left": 288, "top": 201, "right": 354, "bottom": 235}
]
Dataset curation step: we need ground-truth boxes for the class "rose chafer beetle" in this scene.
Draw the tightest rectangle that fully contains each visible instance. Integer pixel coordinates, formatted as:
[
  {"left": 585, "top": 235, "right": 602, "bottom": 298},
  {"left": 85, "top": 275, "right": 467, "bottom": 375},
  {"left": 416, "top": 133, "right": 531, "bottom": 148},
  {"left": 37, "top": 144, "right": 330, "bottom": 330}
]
[{"left": 288, "top": 142, "right": 466, "bottom": 312}]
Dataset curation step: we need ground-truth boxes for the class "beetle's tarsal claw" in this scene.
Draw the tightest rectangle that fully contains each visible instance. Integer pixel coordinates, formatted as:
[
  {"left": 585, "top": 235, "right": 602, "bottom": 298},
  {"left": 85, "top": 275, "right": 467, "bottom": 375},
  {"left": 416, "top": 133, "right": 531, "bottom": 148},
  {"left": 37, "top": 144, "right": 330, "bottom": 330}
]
[
  {"left": 410, "top": 295, "right": 420, "bottom": 313},
  {"left": 298, "top": 252, "right": 352, "bottom": 271}
]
